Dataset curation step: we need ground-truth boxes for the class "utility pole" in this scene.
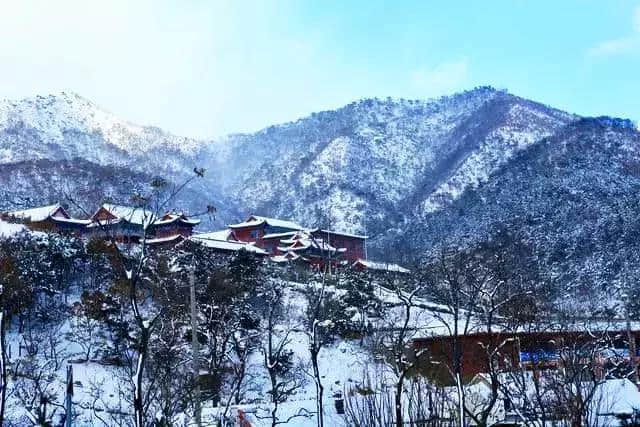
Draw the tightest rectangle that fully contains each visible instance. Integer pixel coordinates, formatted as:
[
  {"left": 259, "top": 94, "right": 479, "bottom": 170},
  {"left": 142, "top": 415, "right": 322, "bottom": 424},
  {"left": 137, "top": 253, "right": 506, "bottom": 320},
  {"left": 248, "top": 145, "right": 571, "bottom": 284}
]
[
  {"left": 65, "top": 364, "right": 73, "bottom": 427},
  {"left": 363, "top": 213, "right": 368, "bottom": 261},
  {"left": 190, "top": 265, "right": 202, "bottom": 426},
  {"left": 622, "top": 261, "right": 639, "bottom": 387},
  {"left": 626, "top": 310, "right": 638, "bottom": 386}
]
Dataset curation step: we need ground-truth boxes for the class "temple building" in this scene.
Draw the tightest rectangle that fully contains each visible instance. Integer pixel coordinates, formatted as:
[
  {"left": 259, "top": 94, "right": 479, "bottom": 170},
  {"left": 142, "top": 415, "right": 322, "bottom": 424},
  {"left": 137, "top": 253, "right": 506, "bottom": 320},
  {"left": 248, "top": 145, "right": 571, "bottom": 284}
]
[
  {"left": 3, "top": 204, "right": 407, "bottom": 271},
  {"left": 2, "top": 202, "right": 200, "bottom": 245},
  {"left": 88, "top": 204, "right": 156, "bottom": 242},
  {"left": 3, "top": 203, "right": 89, "bottom": 234},
  {"left": 226, "top": 214, "right": 367, "bottom": 263},
  {"left": 271, "top": 230, "right": 347, "bottom": 268},
  {"left": 228, "top": 215, "right": 305, "bottom": 243},
  {"left": 412, "top": 322, "right": 640, "bottom": 382},
  {"left": 202, "top": 213, "right": 394, "bottom": 270},
  {"left": 307, "top": 228, "right": 367, "bottom": 262},
  {"left": 88, "top": 204, "right": 199, "bottom": 243},
  {"left": 152, "top": 212, "right": 201, "bottom": 238},
  {"left": 352, "top": 258, "right": 410, "bottom": 274},
  {"left": 189, "top": 231, "right": 269, "bottom": 256}
]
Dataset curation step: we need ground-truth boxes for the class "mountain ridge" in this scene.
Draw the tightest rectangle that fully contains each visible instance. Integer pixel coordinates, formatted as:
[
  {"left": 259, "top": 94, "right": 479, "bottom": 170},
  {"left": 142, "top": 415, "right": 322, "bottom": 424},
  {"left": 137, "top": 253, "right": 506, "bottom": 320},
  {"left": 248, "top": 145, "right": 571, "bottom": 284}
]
[{"left": 1, "top": 87, "right": 639, "bottom": 269}]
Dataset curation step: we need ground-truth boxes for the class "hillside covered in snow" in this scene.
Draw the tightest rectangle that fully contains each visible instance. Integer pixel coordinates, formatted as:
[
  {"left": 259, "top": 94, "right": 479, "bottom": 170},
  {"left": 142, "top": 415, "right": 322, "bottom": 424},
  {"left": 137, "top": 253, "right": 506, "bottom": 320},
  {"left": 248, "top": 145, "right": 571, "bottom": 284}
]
[{"left": 1, "top": 87, "right": 640, "bottom": 273}]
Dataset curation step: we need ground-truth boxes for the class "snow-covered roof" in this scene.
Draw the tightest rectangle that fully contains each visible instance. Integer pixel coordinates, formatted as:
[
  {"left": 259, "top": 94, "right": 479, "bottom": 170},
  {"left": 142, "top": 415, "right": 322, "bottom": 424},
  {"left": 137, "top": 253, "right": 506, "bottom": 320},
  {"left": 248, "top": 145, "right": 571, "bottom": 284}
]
[
  {"left": 229, "top": 215, "right": 305, "bottom": 231},
  {"left": 146, "top": 234, "right": 186, "bottom": 245},
  {"left": 6, "top": 203, "right": 67, "bottom": 222},
  {"left": 262, "top": 231, "right": 297, "bottom": 239},
  {"left": 189, "top": 236, "right": 268, "bottom": 255},
  {"left": 278, "top": 231, "right": 346, "bottom": 254},
  {"left": 194, "top": 229, "right": 232, "bottom": 241},
  {"left": 251, "top": 215, "right": 305, "bottom": 230},
  {"left": 51, "top": 217, "right": 91, "bottom": 225},
  {"left": 270, "top": 251, "right": 304, "bottom": 263},
  {"left": 96, "top": 204, "right": 155, "bottom": 227},
  {"left": 86, "top": 218, "right": 122, "bottom": 228},
  {"left": 410, "top": 315, "right": 640, "bottom": 340},
  {"left": 310, "top": 228, "right": 368, "bottom": 239},
  {"left": 354, "top": 258, "right": 410, "bottom": 273},
  {"left": 228, "top": 219, "right": 265, "bottom": 229},
  {"left": 155, "top": 213, "right": 200, "bottom": 226}
]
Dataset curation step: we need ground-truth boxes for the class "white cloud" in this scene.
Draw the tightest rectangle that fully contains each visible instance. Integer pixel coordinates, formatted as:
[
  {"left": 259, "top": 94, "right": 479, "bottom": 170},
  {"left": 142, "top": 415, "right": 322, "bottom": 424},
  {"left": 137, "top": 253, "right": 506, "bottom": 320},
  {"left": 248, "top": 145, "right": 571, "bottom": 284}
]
[
  {"left": 588, "top": 36, "right": 640, "bottom": 57},
  {"left": 410, "top": 59, "right": 470, "bottom": 97},
  {"left": 588, "top": 5, "right": 640, "bottom": 57}
]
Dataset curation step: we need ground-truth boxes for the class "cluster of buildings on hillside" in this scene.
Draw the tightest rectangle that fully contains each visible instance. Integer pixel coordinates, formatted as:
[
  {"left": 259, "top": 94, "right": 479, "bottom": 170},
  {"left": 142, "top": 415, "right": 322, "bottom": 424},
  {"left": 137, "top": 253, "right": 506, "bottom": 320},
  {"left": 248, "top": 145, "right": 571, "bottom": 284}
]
[{"left": 1, "top": 203, "right": 409, "bottom": 273}]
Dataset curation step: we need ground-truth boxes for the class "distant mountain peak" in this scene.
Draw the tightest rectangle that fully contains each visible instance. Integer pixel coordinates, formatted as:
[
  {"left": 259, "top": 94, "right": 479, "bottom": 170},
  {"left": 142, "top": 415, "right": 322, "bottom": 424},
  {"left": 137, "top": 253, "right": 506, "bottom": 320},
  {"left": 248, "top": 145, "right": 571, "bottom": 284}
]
[{"left": 0, "top": 91, "right": 206, "bottom": 157}]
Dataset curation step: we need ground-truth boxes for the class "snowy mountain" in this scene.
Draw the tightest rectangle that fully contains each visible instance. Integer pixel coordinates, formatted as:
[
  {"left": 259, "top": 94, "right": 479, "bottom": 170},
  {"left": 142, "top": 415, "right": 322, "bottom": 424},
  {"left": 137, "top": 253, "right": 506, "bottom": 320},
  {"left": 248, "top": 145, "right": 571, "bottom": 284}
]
[
  {"left": 207, "top": 87, "right": 575, "bottom": 249},
  {"left": 1, "top": 87, "right": 639, "bottom": 267},
  {"left": 0, "top": 92, "right": 239, "bottom": 226},
  {"left": 404, "top": 116, "right": 640, "bottom": 304}
]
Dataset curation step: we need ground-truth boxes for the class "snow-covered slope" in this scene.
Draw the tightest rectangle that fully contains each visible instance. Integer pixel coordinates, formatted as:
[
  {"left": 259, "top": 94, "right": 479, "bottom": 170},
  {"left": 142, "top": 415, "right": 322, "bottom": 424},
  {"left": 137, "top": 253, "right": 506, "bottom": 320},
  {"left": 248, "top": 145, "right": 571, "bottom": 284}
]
[
  {"left": 206, "top": 87, "right": 575, "bottom": 245},
  {"left": 404, "top": 117, "right": 640, "bottom": 306},
  {"left": 0, "top": 91, "right": 202, "bottom": 161},
  {"left": 6, "top": 87, "right": 640, "bottom": 267},
  {"left": 0, "top": 92, "right": 238, "bottom": 227}
]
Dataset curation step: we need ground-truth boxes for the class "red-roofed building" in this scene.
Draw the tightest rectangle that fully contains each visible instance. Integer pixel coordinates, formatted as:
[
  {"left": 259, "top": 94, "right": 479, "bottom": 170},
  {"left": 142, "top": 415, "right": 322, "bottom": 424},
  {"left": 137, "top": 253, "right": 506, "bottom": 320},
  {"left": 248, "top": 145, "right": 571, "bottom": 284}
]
[
  {"left": 153, "top": 213, "right": 200, "bottom": 238},
  {"left": 226, "top": 214, "right": 368, "bottom": 263},
  {"left": 228, "top": 215, "right": 305, "bottom": 243},
  {"left": 3, "top": 203, "right": 89, "bottom": 234},
  {"left": 88, "top": 204, "right": 200, "bottom": 243},
  {"left": 308, "top": 228, "right": 367, "bottom": 262}
]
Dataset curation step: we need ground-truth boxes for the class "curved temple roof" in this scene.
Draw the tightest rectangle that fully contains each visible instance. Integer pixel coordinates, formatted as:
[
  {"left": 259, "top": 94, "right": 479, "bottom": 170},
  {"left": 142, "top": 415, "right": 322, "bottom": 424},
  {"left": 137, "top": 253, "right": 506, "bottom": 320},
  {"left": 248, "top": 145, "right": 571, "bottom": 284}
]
[{"left": 8, "top": 203, "right": 66, "bottom": 222}]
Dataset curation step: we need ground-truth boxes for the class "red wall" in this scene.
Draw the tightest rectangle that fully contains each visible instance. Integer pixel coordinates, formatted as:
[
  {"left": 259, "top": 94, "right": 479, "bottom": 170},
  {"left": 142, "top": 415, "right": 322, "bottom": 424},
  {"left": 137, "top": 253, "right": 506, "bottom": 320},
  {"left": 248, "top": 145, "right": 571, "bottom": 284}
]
[
  {"left": 155, "top": 224, "right": 195, "bottom": 238},
  {"left": 231, "top": 225, "right": 264, "bottom": 244},
  {"left": 93, "top": 207, "right": 117, "bottom": 222},
  {"left": 414, "top": 330, "right": 640, "bottom": 381},
  {"left": 260, "top": 236, "right": 283, "bottom": 255},
  {"left": 415, "top": 333, "right": 520, "bottom": 380},
  {"left": 232, "top": 225, "right": 366, "bottom": 261},
  {"left": 313, "top": 231, "right": 366, "bottom": 261}
]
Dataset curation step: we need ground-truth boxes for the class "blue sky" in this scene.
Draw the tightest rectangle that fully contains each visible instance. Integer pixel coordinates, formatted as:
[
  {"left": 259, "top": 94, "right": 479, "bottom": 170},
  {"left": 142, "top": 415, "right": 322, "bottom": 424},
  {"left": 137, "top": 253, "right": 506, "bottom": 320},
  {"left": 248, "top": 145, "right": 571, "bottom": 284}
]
[{"left": 0, "top": 1, "right": 638, "bottom": 138}]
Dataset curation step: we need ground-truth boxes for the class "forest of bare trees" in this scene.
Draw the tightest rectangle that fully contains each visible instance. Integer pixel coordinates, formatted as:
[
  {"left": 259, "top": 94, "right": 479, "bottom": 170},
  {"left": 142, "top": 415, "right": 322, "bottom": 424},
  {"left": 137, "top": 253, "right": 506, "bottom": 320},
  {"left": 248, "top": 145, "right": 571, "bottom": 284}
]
[{"left": 2, "top": 173, "right": 640, "bottom": 426}]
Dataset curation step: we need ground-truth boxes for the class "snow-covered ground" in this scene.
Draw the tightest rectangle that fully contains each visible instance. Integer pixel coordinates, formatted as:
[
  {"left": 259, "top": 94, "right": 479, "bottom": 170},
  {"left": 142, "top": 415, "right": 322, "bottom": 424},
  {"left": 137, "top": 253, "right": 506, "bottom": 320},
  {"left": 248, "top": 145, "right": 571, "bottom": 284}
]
[
  {"left": 201, "top": 336, "right": 371, "bottom": 427},
  {"left": 0, "top": 278, "right": 381, "bottom": 426},
  {"left": 2, "top": 242, "right": 640, "bottom": 426},
  {"left": 0, "top": 219, "right": 24, "bottom": 237}
]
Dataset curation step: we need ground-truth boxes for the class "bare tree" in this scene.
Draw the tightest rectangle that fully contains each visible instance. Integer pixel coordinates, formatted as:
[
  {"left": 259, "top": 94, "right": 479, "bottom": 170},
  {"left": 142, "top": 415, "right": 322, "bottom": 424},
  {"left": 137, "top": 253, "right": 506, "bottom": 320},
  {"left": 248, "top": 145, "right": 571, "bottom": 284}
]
[
  {"left": 344, "top": 373, "right": 457, "bottom": 427},
  {"left": 13, "top": 320, "right": 69, "bottom": 425},
  {"left": 66, "top": 170, "right": 210, "bottom": 426},
  {"left": 0, "top": 244, "right": 22, "bottom": 424},
  {"left": 67, "top": 301, "right": 103, "bottom": 363},
  {"left": 258, "top": 279, "right": 308, "bottom": 427},
  {"left": 370, "top": 270, "right": 430, "bottom": 427},
  {"left": 421, "top": 227, "right": 549, "bottom": 427},
  {"left": 0, "top": 234, "right": 49, "bottom": 424}
]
